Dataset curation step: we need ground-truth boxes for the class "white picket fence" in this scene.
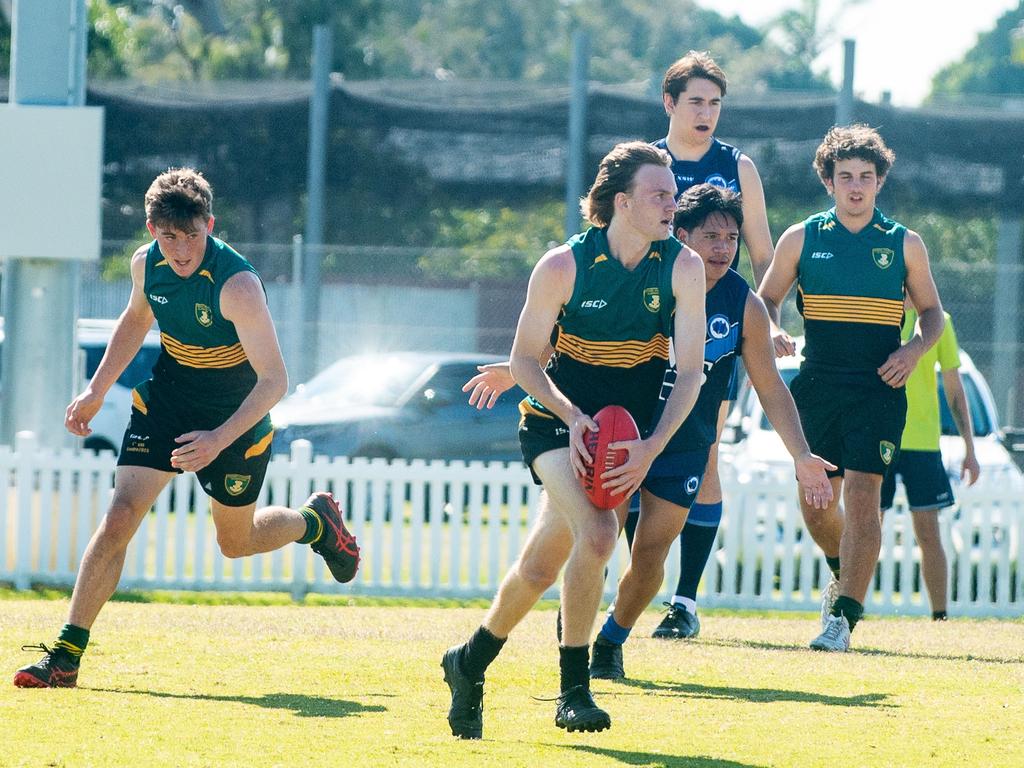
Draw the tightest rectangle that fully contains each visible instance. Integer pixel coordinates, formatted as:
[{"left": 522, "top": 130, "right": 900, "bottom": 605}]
[{"left": 2, "top": 432, "right": 1023, "bottom": 617}]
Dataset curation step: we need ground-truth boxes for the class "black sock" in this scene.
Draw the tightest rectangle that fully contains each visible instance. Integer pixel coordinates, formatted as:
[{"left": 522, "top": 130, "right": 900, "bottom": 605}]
[
  {"left": 831, "top": 596, "right": 864, "bottom": 631},
  {"left": 459, "top": 626, "right": 505, "bottom": 681},
  {"left": 932, "top": 611, "right": 948, "bottom": 621},
  {"left": 675, "top": 522, "right": 719, "bottom": 600},
  {"left": 825, "top": 555, "right": 841, "bottom": 580},
  {"left": 559, "top": 644, "right": 590, "bottom": 693},
  {"left": 54, "top": 623, "right": 89, "bottom": 658},
  {"left": 624, "top": 509, "right": 639, "bottom": 552}
]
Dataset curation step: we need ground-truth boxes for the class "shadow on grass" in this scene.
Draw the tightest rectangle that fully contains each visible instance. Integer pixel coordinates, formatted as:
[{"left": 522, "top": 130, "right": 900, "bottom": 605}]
[
  {"left": 700, "top": 636, "right": 1024, "bottom": 665},
  {"left": 552, "top": 745, "right": 763, "bottom": 767},
  {"left": 86, "top": 687, "right": 387, "bottom": 718},
  {"left": 606, "top": 678, "right": 893, "bottom": 708}
]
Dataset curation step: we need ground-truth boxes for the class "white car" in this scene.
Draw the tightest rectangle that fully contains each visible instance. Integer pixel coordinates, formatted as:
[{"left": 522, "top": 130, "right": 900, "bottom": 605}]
[
  {"left": 722, "top": 337, "right": 1023, "bottom": 486},
  {"left": 76, "top": 319, "right": 163, "bottom": 454},
  {"left": 0, "top": 318, "right": 162, "bottom": 454}
]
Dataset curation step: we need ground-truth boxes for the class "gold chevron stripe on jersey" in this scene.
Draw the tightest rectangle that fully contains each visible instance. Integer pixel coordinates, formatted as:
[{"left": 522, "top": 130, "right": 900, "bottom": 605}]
[
  {"left": 800, "top": 291, "right": 904, "bottom": 326},
  {"left": 554, "top": 330, "right": 670, "bottom": 368},
  {"left": 161, "top": 332, "right": 249, "bottom": 369}
]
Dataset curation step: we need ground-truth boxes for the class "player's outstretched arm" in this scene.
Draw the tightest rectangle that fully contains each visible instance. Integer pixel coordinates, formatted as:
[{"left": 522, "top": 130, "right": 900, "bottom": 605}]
[
  {"left": 756, "top": 223, "right": 802, "bottom": 358},
  {"left": 737, "top": 155, "right": 774, "bottom": 288},
  {"left": 463, "top": 362, "right": 515, "bottom": 409},
  {"left": 942, "top": 366, "right": 980, "bottom": 486},
  {"left": 171, "top": 271, "right": 288, "bottom": 473},
  {"left": 65, "top": 247, "right": 156, "bottom": 437},
  {"left": 509, "top": 247, "right": 595, "bottom": 476},
  {"left": 742, "top": 293, "right": 835, "bottom": 508},
  {"left": 462, "top": 343, "right": 554, "bottom": 409}
]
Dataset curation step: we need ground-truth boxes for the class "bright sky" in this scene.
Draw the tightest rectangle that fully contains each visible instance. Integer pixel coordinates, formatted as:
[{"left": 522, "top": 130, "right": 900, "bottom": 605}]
[{"left": 696, "top": 0, "right": 1021, "bottom": 105}]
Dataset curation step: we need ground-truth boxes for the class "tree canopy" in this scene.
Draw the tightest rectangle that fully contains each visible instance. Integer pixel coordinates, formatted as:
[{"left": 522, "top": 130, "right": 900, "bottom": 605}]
[
  {"left": 929, "top": 2, "right": 1024, "bottom": 101},
  {"left": 2, "top": 0, "right": 830, "bottom": 91}
]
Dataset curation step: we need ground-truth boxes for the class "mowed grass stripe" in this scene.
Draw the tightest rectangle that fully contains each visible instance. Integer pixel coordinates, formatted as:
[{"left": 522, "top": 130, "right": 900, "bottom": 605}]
[{"left": 2, "top": 599, "right": 1022, "bottom": 768}]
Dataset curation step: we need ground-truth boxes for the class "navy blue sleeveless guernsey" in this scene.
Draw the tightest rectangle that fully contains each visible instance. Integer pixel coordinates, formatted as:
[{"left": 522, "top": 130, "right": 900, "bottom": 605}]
[
  {"left": 658, "top": 269, "right": 749, "bottom": 451},
  {"left": 653, "top": 137, "right": 742, "bottom": 270},
  {"left": 520, "top": 227, "right": 679, "bottom": 434}
]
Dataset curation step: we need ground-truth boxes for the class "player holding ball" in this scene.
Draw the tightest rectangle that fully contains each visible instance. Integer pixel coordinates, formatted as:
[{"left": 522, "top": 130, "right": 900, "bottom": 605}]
[{"left": 442, "top": 141, "right": 706, "bottom": 737}]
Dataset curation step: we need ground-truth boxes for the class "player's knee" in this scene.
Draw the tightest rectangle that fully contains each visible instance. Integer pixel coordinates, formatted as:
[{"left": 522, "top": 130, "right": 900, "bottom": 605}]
[
  {"left": 515, "top": 559, "right": 559, "bottom": 592},
  {"left": 577, "top": 517, "right": 619, "bottom": 562},
  {"left": 216, "top": 535, "right": 252, "bottom": 559},
  {"left": 626, "top": 550, "right": 665, "bottom": 586},
  {"left": 99, "top": 502, "right": 144, "bottom": 548}
]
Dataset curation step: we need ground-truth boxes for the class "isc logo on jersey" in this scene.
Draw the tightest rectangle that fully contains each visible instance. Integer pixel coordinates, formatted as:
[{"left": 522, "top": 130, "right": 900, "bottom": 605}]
[{"left": 581, "top": 299, "right": 607, "bottom": 309}]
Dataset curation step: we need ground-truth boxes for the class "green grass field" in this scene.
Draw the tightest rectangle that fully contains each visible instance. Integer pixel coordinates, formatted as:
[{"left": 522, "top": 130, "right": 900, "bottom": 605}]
[{"left": 2, "top": 595, "right": 1022, "bottom": 768}]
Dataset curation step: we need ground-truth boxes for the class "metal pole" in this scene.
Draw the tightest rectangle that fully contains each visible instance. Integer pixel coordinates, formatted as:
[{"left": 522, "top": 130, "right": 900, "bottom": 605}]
[
  {"left": 302, "top": 24, "right": 332, "bottom": 383},
  {"left": 289, "top": 234, "right": 304, "bottom": 389},
  {"left": 564, "top": 30, "right": 589, "bottom": 239},
  {"left": 992, "top": 216, "right": 1022, "bottom": 425},
  {"left": 1, "top": 0, "right": 87, "bottom": 448},
  {"left": 836, "top": 38, "right": 855, "bottom": 126}
]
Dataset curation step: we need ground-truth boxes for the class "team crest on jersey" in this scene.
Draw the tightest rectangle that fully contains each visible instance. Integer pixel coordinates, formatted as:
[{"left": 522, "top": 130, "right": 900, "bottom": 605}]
[
  {"left": 643, "top": 287, "right": 661, "bottom": 313},
  {"left": 872, "top": 248, "right": 895, "bottom": 269},
  {"left": 879, "top": 440, "right": 896, "bottom": 466},
  {"left": 708, "top": 314, "right": 731, "bottom": 340},
  {"left": 225, "top": 474, "right": 251, "bottom": 496},
  {"left": 195, "top": 303, "right": 213, "bottom": 327}
]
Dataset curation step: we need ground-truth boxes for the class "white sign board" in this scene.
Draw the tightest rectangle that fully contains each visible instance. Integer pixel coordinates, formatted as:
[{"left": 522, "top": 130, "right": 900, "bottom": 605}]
[{"left": 0, "top": 105, "right": 104, "bottom": 260}]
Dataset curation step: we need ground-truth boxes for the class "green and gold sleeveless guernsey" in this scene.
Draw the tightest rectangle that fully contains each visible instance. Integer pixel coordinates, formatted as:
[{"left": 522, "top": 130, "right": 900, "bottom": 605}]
[
  {"left": 521, "top": 227, "right": 679, "bottom": 434},
  {"left": 143, "top": 236, "right": 261, "bottom": 410},
  {"left": 797, "top": 207, "right": 906, "bottom": 377}
]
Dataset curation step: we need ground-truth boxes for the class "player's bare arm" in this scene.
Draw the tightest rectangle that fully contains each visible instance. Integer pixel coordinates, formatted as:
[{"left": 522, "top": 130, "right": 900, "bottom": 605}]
[
  {"left": 942, "top": 367, "right": 980, "bottom": 485},
  {"left": 736, "top": 154, "right": 774, "bottom": 288},
  {"left": 65, "top": 247, "right": 156, "bottom": 437},
  {"left": 170, "top": 271, "right": 289, "bottom": 473},
  {"left": 602, "top": 247, "right": 705, "bottom": 497},
  {"left": 462, "top": 343, "right": 554, "bottom": 410},
  {"left": 509, "top": 246, "right": 595, "bottom": 476},
  {"left": 878, "top": 231, "right": 944, "bottom": 388},
  {"left": 740, "top": 292, "right": 836, "bottom": 508},
  {"left": 756, "top": 223, "right": 802, "bottom": 357}
]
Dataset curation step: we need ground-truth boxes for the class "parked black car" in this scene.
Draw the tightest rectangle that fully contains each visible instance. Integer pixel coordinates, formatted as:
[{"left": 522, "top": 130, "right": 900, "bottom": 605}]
[{"left": 271, "top": 351, "right": 526, "bottom": 462}]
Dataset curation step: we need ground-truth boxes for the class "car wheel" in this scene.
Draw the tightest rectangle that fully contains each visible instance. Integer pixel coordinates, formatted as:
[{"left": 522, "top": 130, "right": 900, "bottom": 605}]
[{"left": 83, "top": 437, "right": 118, "bottom": 456}]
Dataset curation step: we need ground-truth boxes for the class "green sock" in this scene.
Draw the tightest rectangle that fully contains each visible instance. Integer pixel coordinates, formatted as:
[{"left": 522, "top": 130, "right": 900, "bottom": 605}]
[
  {"left": 54, "top": 623, "right": 89, "bottom": 658},
  {"left": 297, "top": 506, "right": 323, "bottom": 545}
]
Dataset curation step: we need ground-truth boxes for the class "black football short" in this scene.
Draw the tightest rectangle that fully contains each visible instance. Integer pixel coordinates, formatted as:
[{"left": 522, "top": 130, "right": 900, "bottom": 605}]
[
  {"left": 880, "top": 449, "right": 954, "bottom": 511},
  {"left": 518, "top": 405, "right": 570, "bottom": 485},
  {"left": 790, "top": 367, "right": 907, "bottom": 478},
  {"left": 117, "top": 379, "right": 273, "bottom": 507}
]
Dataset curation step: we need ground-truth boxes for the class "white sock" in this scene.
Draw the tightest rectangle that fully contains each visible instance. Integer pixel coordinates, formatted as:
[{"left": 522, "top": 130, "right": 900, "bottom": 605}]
[{"left": 671, "top": 596, "right": 697, "bottom": 614}]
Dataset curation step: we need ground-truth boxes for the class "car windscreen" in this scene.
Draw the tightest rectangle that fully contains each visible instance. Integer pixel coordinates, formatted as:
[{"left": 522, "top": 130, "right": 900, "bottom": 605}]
[
  {"left": 756, "top": 366, "right": 992, "bottom": 438},
  {"left": 294, "top": 355, "right": 427, "bottom": 407},
  {"left": 83, "top": 343, "right": 161, "bottom": 389},
  {"left": 938, "top": 372, "right": 991, "bottom": 437}
]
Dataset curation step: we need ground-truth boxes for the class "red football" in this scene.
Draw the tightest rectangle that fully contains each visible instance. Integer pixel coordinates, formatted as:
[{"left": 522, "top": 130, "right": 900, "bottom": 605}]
[{"left": 581, "top": 405, "right": 640, "bottom": 510}]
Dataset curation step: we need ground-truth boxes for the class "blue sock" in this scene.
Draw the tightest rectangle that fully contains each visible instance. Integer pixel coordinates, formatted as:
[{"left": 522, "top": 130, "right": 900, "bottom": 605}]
[
  {"left": 675, "top": 501, "right": 723, "bottom": 601},
  {"left": 598, "top": 614, "right": 631, "bottom": 645}
]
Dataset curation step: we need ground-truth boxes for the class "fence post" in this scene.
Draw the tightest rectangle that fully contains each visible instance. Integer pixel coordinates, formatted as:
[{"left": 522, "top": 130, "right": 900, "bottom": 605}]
[
  {"left": 289, "top": 440, "right": 314, "bottom": 601},
  {"left": 14, "top": 431, "right": 38, "bottom": 590}
]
